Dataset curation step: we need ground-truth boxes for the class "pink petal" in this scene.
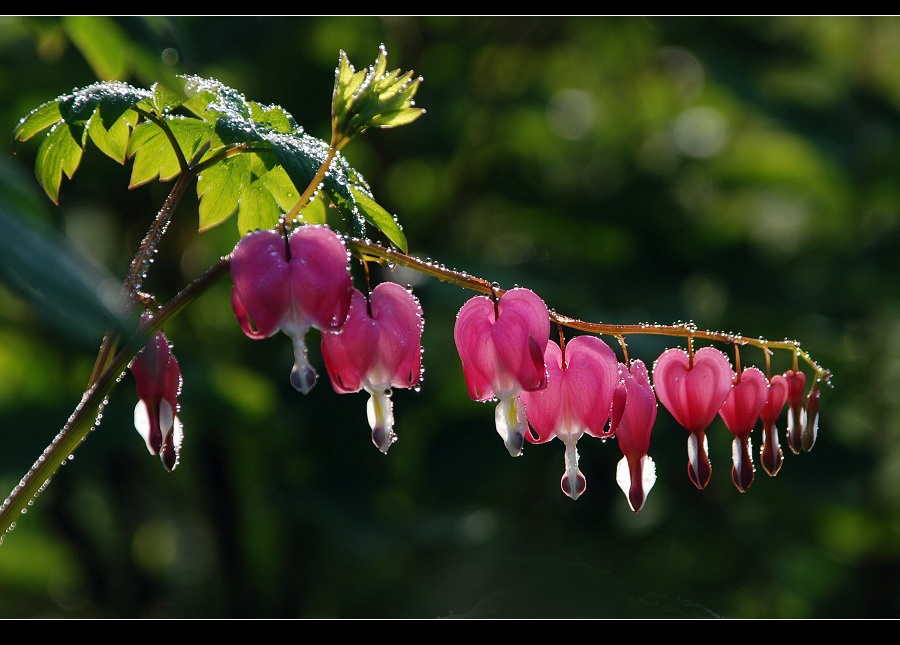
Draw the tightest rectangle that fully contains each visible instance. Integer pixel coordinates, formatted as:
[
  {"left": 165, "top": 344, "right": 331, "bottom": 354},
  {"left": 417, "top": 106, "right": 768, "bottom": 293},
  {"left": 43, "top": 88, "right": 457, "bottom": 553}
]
[
  {"left": 563, "top": 336, "right": 619, "bottom": 439},
  {"left": 521, "top": 341, "right": 564, "bottom": 444},
  {"left": 614, "top": 359, "right": 658, "bottom": 459},
  {"left": 322, "top": 282, "right": 424, "bottom": 394},
  {"left": 230, "top": 230, "right": 292, "bottom": 339},
  {"left": 760, "top": 373, "right": 789, "bottom": 425},
  {"left": 760, "top": 373, "right": 788, "bottom": 476},
  {"left": 719, "top": 366, "right": 768, "bottom": 438},
  {"left": 653, "top": 346, "right": 733, "bottom": 434},
  {"left": 367, "top": 282, "right": 424, "bottom": 389},
  {"left": 454, "top": 296, "right": 501, "bottom": 401},
  {"left": 490, "top": 288, "right": 550, "bottom": 396},
  {"left": 286, "top": 225, "right": 352, "bottom": 333},
  {"left": 784, "top": 370, "right": 807, "bottom": 455},
  {"left": 321, "top": 288, "right": 379, "bottom": 393},
  {"left": 453, "top": 288, "right": 550, "bottom": 401},
  {"left": 521, "top": 335, "right": 619, "bottom": 444}
]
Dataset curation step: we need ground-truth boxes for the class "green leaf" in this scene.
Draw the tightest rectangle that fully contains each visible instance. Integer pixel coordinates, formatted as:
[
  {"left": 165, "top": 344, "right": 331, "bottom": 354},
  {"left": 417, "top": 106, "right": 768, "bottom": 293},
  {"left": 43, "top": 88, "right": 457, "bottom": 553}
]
[
  {"left": 62, "top": 16, "right": 131, "bottom": 81},
  {"left": 13, "top": 99, "right": 63, "bottom": 143},
  {"left": 197, "top": 156, "right": 249, "bottom": 231},
  {"left": 151, "top": 81, "right": 186, "bottom": 114},
  {"left": 298, "top": 196, "right": 328, "bottom": 226},
  {"left": 349, "top": 186, "right": 407, "bottom": 253},
  {"left": 181, "top": 75, "right": 253, "bottom": 124},
  {"left": 0, "top": 205, "right": 134, "bottom": 347},
  {"left": 236, "top": 182, "right": 281, "bottom": 235},
  {"left": 14, "top": 81, "right": 153, "bottom": 201},
  {"left": 236, "top": 163, "right": 300, "bottom": 234},
  {"left": 127, "top": 118, "right": 217, "bottom": 187},
  {"left": 35, "top": 123, "right": 83, "bottom": 205},
  {"left": 259, "top": 164, "right": 300, "bottom": 213},
  {"left": 249, "top": 102, "right": 297, "bottom": 134},
  {"left": 88, "top": 106, "right": 139, "bottom": 164}
]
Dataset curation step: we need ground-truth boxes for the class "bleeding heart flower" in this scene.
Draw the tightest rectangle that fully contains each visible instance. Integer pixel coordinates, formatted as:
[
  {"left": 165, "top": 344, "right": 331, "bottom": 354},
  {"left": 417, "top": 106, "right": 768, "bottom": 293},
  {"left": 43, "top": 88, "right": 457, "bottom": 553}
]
[
  {"left": 718, "top": 366, "right": 768, "bottom": 492},
  {"left": 652, "top": 345, "right": 733, "bottom": 489},
  {"left": 321, "top": 282, "right": 424, "bottom": 453},
  {"left": 520, "top": 335, "right": 619, "bottom": 499},
  {"left": 784, "top": 369, "right": 807, "bottom": 455},
  {"left": 454, "top": 287, "right": 550, "bottom": 457},
  {"left": 129, "top": 315, "right": 183, "bottom": 472},
  {"left": 230, "top": 225, "right": 352, "bottom": 394},
  {"left": 611, "top": 359, "right": 658, "bottom": 513},
  {"left": 760, "top": 373, "right": 789, "bottom": 477}
]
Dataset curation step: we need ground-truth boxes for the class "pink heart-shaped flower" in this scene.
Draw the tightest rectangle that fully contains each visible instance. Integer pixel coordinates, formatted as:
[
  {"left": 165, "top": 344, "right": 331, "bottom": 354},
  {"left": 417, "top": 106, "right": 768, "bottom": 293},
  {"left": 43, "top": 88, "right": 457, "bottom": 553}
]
[
  {"left": 653, "top": 346, "right": 733, "bottom": 434},
  {"left": 652, "top": 346, "right": 733, "bottom": 490}
]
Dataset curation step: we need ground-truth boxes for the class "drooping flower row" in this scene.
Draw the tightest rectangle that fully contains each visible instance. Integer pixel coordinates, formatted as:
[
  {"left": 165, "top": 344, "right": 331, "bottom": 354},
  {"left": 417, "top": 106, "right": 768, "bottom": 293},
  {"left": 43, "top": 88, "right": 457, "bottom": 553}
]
[{"left": 128, "top": 224, "right": 824, "bottom": 515}]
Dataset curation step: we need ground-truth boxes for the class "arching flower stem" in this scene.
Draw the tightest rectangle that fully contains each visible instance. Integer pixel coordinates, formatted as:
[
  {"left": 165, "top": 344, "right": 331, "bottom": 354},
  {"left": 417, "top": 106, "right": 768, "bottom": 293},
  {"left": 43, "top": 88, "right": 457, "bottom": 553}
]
[{"left": 343, "top": 238, "right": 832, "bottom": 385}]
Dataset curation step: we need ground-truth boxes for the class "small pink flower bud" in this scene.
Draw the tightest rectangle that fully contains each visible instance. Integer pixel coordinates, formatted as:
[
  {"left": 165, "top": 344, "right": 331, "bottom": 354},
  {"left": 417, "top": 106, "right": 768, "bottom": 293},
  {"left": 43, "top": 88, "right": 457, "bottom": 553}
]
[
  {"left": 129, "top": 316, "right": 183, "bottom": 472},
  {"left": 760, "top": 373, "right": 789, "bottom": 477},
  {"left": 784, "top": 369, "right": 807, "bottom": 455}
]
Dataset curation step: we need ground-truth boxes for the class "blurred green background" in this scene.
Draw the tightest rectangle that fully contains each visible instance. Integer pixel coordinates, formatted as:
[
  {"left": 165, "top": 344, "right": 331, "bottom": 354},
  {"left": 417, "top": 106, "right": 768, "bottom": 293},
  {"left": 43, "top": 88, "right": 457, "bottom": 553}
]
[{"left": 0, "top": 16, "right": 897, "bottom": 618}]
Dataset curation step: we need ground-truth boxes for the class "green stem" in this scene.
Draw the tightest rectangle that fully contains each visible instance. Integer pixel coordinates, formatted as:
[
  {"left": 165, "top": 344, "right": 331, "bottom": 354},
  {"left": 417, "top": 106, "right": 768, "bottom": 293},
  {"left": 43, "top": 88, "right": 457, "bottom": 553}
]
[{"left": 0, "top": 257, "right": 231, "bottom": 541}]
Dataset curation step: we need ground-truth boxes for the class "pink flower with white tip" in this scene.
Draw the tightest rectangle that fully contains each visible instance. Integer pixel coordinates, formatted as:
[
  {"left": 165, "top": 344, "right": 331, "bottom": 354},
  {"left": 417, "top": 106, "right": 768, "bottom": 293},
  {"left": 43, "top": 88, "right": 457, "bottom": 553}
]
[
  {"left": 718, "top": 366, "right": 768, "bottom": 492},
  {"left": 759, "top": 372, "right": 788, "bottom": 477},
  {"left": 520, "top": 335, "right": 620, "bottom": 500},
  {"left": 784, "top": 369, "right": 807, "bottom": 455},
  {"left": 129, "top": 316, "right": 183, "bottom": 472},
  {"left": 611, "top": 359, "right": 658, "bottom": 513},
  {"left": 453, "top": 287, "right": 550, "bottom": 457},
  {"left": 321, "top": 281, "right": 424, "bottom": 454},
  {"left": 230, "top": 225, "right": 353, "bottom": 394},
  {"left": 652, "top": 345, "right": 733, "bottom": 490}
]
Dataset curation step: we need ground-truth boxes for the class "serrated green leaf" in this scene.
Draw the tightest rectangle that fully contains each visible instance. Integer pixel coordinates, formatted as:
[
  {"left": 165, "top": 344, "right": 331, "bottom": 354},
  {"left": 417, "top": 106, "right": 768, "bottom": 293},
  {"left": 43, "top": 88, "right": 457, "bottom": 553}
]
[
  {"left": 232, "top": 159, "right": 301, "bottom": 234},
  {"left": 152, "top": 82, "right": 185, "bottom": 114},
  {"left": 0, "top": 205, "right": 134, "bottom": 347},
  {"left": 321, "top": 180, "right": 365, "bottom": 238},
  {"left": 197, "top": 156, "right": 249, "bottom": 231},
  {"left": 35, "top": 123, "right": 83, "bottom": 204},
  {"left": 259, "top": 164, "right": 300, "bottom": 213},
  {"left": 249, "top": 102, "right": 296, "bottom": 134},
  {"left": 13, "top": 99, "right": 63, "bottom": 143},
  {"left": 127, "top": 118, "right": 217, "bottom": 187},
  {"left": 180, "top": 75, "right": 253, "bottom": 124},
  {"left": 299, "top": 196, "right": 327, "bottom": 226},
  {"left": 127, "top": 121, "right": 180, "bottom": 187},
  {"left": 88, "top": 107, "right": 138, "bottom": 164},
  {"left": 349, "top": 186, "right": 407, "bottom": 253},
  {"left": 268, "top": 134, "right": 326, "bottom": 200},
  {"left": 236, "top": 182, "right": 281, "bottom": 235}
]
